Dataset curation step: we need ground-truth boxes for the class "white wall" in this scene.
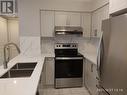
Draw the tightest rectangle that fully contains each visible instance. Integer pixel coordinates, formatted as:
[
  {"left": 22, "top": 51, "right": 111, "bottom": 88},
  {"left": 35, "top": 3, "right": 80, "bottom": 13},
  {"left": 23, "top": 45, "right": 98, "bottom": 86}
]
[
  {"left": 0, "top": 17, "right": 7, "bottom": 66},
  {"left": 7, "top": 18, "right": 19, "bottom": 59},
  {"left": 8, "top": 18, "right": 19, "bottom": 45}
]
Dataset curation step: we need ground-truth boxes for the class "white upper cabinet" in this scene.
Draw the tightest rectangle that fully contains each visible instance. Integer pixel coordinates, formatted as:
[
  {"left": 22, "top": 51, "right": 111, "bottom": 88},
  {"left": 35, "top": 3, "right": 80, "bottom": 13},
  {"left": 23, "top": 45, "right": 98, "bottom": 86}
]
[
  {"left": 55, "top": 12, "right": 68, "bottom": 26},
  {"left": 69, "top": 12, "right": 81, "bottom": 26},
  {"left": 41, "top": 11, "right": 55, "bottom": 37},
  {"left": 81, "top": 13, "right": 91, "bottom": 37},
  {"left": 109, "top": 0, "right": 127, "bottom": 14},
  {"left": 55, "top": 12, "right": 81, "bottom": 26},
  {"left": 92, "top": 4, "right": 109, "bottom": 38},
  {"left": 41, "top": 10, "right": 91, "bottom": 37}
]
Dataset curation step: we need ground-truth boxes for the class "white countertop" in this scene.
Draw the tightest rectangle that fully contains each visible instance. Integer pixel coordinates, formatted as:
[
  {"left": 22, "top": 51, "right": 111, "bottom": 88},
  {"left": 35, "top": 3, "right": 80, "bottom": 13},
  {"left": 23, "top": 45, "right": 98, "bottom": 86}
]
[
  {"left": 0, "top": 52, "right": 96, "bottom": 95},
  {"left": 0, "top": 53, "right": 54, "bottom": 95},
  {"left": 80, "top": 52, "right": 97, "bottom": 65}
]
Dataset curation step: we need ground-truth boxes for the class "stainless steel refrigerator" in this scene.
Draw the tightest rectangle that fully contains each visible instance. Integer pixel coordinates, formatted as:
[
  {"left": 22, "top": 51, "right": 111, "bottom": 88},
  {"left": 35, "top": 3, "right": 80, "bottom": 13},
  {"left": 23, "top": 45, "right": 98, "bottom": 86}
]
[{"left": 98, "top": 14, "right": 127, "bottom": 95}]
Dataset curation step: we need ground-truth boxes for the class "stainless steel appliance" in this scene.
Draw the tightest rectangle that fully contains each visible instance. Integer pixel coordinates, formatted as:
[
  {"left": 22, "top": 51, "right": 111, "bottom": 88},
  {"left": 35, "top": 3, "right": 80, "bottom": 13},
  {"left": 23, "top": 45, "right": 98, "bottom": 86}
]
[
  {"left": 55, "top": 43, "right": 83, "bottom": 88},
  {"left": 54, "top": 26, "right": 83, "bottom": 36},
  {"left": 98, "top": 14, "right": 127, "bottom": 95}
]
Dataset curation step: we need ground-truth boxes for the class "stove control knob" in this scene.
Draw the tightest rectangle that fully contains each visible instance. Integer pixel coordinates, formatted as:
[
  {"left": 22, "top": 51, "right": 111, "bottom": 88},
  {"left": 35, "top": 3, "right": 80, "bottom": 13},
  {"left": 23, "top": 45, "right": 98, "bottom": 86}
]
[{"left": 73, "top": 45, "right": 76, "bottom": 47}]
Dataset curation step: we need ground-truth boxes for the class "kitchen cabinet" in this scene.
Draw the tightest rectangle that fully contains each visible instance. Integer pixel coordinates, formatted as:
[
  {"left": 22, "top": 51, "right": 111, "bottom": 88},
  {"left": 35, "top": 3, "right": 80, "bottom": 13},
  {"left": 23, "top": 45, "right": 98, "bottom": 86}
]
[
  {"left": 41, "top": 11, "right": 55, "bottom": 37},
  {"left": 55, "top": 12, "right": 81, "bottom": 26},
  {"left": 37, "top": 61, "right": 46, "bottom": 95},
  {"left": 81, "top": 13, "right": 91, "bottom": 37},
  {"left": 84, "top": 59, "right": 99, "bottom": 95},
  {"left": 109, "top": 0, "right": 127, "bottom": 15},
  {"left": 91, "top": 4, "right": 109, "bottom": 38},
  {"left": 40, "top": 60, "right": 46, "bottom": 87},
  {"left": 45, "top": 57, "right": 54, "bottom": 85},
  {"left": 41, "top": 10, "right": 92, "bottom": 38}
]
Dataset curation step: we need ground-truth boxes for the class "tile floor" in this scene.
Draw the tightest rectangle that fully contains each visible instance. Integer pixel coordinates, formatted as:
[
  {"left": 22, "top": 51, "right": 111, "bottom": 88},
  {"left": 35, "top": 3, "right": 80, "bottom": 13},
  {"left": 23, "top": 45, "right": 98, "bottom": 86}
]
[{"left": 39, "top": 86, "right": 90, "bottom": 95}]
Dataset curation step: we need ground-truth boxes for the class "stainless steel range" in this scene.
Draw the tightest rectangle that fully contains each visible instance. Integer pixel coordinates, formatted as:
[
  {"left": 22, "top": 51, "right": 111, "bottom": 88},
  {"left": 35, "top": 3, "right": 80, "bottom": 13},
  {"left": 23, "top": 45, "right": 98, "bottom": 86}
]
[{"left": 54, "top": 43, "right": 83, "bottom": 88}]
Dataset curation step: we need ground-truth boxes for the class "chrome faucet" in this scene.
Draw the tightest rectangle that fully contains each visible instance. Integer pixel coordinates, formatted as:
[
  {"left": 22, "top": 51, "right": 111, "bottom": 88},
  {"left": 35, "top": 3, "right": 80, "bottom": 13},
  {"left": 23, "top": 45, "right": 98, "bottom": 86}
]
[{"left": 3, "top": 42, "right": 20, "bottom": 69}]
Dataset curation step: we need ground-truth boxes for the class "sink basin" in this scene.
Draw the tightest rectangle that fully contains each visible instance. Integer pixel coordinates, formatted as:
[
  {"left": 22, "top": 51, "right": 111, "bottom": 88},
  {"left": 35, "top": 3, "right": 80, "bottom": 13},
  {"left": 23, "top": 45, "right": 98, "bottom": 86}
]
[
  {"left": 0, "top": 62, "right": 37, "bottom": 78},
  {"left": 11, "top": 62, "right": 37, "bottom": 70}
]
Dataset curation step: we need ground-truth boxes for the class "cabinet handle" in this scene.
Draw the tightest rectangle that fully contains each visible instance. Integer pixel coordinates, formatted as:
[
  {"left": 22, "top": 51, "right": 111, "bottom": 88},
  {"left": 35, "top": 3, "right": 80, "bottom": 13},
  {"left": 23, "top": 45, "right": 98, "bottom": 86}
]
[
  {"left": 91, "top": 64, "right": 93, "bottom": 72},
  {"left": 96, "top": 84, "right": 100, "bottom": 89},
  {"left": 96, "top": 77, "right": 100, "bottom": 80}
]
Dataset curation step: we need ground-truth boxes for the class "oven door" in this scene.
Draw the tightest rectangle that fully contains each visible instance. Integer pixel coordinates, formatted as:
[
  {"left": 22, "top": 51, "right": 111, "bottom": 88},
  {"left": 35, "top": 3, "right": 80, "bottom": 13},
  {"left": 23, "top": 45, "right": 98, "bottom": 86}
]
[{"left": 55, "top": 57, "right": 83, "bottom": 78}]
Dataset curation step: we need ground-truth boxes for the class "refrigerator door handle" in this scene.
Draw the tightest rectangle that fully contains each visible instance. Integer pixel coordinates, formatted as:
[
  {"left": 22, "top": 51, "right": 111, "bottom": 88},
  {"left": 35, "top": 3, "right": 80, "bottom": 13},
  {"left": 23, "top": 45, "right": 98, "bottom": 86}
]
[
  {"left": 97, "top": 50, "right": 100, "bottom": 76},
  {"left": 97, "top": 37, "right": 104, "bottom": 78}
]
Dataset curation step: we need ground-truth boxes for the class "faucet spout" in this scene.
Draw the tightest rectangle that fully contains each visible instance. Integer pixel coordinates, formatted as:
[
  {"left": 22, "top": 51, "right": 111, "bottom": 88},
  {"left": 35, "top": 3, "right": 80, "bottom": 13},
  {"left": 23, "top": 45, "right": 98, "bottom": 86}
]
[{"left": 3, "top": 42, "right": 20, "bottom": 69}]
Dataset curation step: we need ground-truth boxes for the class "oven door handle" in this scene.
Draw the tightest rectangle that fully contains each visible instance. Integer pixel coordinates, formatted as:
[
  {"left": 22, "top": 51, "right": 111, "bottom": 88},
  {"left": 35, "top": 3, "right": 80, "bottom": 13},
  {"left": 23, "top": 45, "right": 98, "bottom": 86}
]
[{"left": 55, "top": 57, "right": 83, "bottom": 60}]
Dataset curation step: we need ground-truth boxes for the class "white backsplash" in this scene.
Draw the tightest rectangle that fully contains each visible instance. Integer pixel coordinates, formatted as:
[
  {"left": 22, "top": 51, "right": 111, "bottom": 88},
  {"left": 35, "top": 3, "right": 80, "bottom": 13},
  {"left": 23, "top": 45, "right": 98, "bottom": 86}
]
[
  {"left": 20, "top": 36, "right": 41, "bottom": 57},
  {"left": 41, "top": 37, "right": 100, "bottom": 55},
  {"left": 41, "top": 37, "right": 55, "bottom": 55}
]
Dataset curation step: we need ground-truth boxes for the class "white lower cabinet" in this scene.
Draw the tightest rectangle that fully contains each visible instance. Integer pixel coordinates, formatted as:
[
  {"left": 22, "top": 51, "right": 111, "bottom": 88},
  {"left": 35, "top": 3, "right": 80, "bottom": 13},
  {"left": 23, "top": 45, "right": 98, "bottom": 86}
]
[
  {"left": 45, "top": 57, "right": 54, "bottom": 85},
  {"left": 84, "top": 59, "right": 99, "bottom": 95}
]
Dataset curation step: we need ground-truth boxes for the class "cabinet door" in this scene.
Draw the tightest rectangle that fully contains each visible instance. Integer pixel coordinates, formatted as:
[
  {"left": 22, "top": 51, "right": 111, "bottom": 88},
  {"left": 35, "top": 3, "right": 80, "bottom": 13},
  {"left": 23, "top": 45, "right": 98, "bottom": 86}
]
[
  {"left": 110, "top": 0, "right": 127, "bottom": 14},
  {"left": 91, "top": 64, "right": 99, "bottom": 95},
  {"left": 69, "top": 12, "right": 81, "bottom": 26},
  {"left": 92, "top": 4, "right": 109, "bottom": 38},
  {"left": 39, "top": 61, "right": 46, "bottom": 88},
  {"left": 85, "top": 59, "right": 92, "bottom": 90},
  {"left": 81, "top": 13, "right": 91, "bottom": 37},
  {"left": 45, "top": 57, "right": 54, "bottom": 85},
  {"left": 41, "top": 11, "right": 54, "bottom": 37},
  {"left": 55, "top": 12, "right": 81, "bottom": 26},
  {"left": 55, "top": 12, "right": 68, "bottom": 26},
  {"left": 85, "top": 59, "right": 98, "bottom": 95}
]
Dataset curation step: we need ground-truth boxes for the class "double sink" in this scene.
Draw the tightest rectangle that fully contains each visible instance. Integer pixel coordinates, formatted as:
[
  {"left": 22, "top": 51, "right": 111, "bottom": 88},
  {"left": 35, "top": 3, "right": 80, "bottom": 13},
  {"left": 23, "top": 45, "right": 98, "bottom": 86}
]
[{"left": 0, "top": 62, "right": 37, "bottom": 78}]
